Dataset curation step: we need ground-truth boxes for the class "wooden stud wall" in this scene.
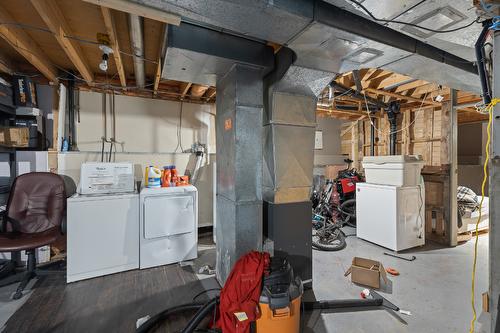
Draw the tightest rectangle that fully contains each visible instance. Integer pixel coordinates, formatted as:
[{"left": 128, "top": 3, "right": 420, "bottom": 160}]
[{"left": 341, "top": 104, "right": 455, "bottom": 245}]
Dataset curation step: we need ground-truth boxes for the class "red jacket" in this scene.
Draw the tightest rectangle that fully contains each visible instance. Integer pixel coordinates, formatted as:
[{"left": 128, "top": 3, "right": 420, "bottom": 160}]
[{"left": 215, "top": 251, "right": 270, "bottom": 333}]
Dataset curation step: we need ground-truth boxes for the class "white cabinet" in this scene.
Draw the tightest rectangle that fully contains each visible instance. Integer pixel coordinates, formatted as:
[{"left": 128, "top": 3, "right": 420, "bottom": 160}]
[{"left": 356, "top": 183, "right": 425, "bottom": 251}]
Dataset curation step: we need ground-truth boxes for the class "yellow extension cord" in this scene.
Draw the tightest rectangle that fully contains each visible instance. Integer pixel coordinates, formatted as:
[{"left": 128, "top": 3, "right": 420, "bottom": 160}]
[{"left": 470, "top": 98, "right": 500, "bottom": 333}]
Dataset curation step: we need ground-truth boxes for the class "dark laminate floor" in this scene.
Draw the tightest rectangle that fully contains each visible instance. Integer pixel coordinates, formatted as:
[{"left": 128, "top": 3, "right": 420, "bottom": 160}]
[{"left": 3, "top": 264, "right": 215, "bottom": 333}]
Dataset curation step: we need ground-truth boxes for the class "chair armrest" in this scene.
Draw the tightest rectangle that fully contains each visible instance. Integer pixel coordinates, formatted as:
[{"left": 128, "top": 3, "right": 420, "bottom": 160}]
[{"left": 0, "top": 212, "right": 21, "bottom": 233}]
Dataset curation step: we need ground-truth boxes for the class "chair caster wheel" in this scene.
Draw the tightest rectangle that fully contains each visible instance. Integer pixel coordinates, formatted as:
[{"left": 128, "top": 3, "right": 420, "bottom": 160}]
[{"left": 13, "top": 291, "right": 23, "bottom": 300}]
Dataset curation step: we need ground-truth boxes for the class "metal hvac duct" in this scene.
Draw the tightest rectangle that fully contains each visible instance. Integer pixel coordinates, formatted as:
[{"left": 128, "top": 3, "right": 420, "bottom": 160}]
[
  {"left": 137, "top": 0, "right": 480, "bottom": 93},
  {"left": 263, "top": 48, "right": 335, "bottom": 284},
  {"left": 128, "top": 14, "right": 145, "bottom": 88}
]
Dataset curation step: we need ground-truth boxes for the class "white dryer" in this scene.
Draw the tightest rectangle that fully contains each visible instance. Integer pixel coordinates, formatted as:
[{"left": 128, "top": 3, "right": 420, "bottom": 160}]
[{"left": 139, "top": 186, "right": 198, "bottom": 269}]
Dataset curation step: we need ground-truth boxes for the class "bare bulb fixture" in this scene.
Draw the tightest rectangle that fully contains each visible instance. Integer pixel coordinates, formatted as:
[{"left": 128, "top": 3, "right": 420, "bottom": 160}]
[{"left": 98, "top": 44, "right": 113, "bottom": 72}]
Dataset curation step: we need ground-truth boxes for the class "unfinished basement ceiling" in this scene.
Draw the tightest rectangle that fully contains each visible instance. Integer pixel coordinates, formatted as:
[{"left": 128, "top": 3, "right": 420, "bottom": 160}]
[{"left": 135, "top": 0, "right": 482, "bottom": 94}]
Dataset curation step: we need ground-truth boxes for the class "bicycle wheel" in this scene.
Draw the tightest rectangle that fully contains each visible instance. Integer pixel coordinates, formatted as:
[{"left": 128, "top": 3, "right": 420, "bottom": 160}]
[
  {"left": 339, "top": 199, "right": 356, "bottom": 227},
  {"left": 312, "top": 227, "right": 347, "bottom": 251}
]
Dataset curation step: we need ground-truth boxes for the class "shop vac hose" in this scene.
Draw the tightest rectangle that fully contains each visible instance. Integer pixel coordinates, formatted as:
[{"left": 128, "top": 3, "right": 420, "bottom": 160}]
[
  {"left": 181, "top": 297, "right": 219, "bottom": 333},
  {"left": 136, "top": 303, "right": 204, "bottom": 333}
]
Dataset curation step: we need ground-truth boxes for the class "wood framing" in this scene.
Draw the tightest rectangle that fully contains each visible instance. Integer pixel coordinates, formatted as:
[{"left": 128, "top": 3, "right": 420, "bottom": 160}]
[
  {"left": 31, "top": 0, "right": 94, "bottom": 84},
  {"left": 83, "top": 0, "right": 181, "bottom": 25},
  {"left": 341, "top": 100, "right": 459, "bottom": 246},
  {"left": 0, "top": 51, "right": 14, "bottom": 74},
  {"left": 0, "top": 8, "right": 59, "bottom": 83},
  {"left": 101, "top": 7, "right": 127, "bottom": 88},
  {"left": 153, "top": 24, "right": 167, "bottom": 95}
]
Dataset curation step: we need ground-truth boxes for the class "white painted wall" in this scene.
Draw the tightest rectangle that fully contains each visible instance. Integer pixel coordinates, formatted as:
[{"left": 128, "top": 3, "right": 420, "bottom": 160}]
[
  {"left": 314, "top": 117, "right": 346, "bottom": 175},
  {"left": 58, "top": 91, "right": 216, "bottom": 227}
]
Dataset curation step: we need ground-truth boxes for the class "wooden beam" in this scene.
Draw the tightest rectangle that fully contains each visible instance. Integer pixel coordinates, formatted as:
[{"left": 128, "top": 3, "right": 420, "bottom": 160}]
[
  {"left": 31, "top": 0, "right": 94, "bottom": 84},
  {"left": 0, "top": 52, "right": 14, "bottom": 74},
  {"left": 83, "top": 0, "right": 181, "bottom": 25},
  {"left": 101, "top": 7, "right": 127, "bottom": 88},
  {"left": 204, "top": 87, "right": 216, "bottom": 101},
  {"left": 364, "top": 87, "right": 441, "bottom": 106},
  {"left": 0, "top": 8, "right": 58, "bottom": 83},
  {"left": 180, "top": 82, "right": 192, "bottom": 100},
  {"left": 153, "top": 23, "right": 167, "bottom": 95}
]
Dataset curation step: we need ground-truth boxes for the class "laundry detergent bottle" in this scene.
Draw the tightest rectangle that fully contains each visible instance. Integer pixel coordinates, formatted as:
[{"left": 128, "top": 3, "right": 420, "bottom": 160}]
[{"left": 144, "top": 166, "right": 162, "bottom": 188}]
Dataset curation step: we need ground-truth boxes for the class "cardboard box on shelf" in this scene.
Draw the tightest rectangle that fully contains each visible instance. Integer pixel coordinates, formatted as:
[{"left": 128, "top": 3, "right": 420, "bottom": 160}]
[
  {"left": 324, "top": 164, "right": 345, "bottom": 180},
  {"left": 0, "top": 126, "right": 29, "bottom": 147},
  {"left": 344, "top": 257, "right": 388, "bottom": 289}
]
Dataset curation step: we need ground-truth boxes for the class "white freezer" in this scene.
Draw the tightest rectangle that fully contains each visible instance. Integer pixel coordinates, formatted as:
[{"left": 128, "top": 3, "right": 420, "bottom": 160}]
[
  {"left": 356, "top": 183, "right": 425, "bottom": 251},
  {"left": 140, "top": 186, "right": 198, "bottom": 269},
  {"left": 67, "top": 192, "right": 139, "bottom": 283}
]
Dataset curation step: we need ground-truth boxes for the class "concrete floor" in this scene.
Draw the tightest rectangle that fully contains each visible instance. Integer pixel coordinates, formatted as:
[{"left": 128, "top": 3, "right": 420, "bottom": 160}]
[
  {"left": 0, "top": 231, "right": 489, "bottom": 332},
  {"left": 309, "top": 229, "right": 489, "bottom": 333}
]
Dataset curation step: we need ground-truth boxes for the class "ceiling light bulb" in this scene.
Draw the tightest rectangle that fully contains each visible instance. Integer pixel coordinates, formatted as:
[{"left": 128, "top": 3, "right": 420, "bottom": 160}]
[
  {"left": 99, "top": 53, "right": 109, "bottom": 72},
  {"left": 435, "top": 94, "right": 444, "bottom": 102}
]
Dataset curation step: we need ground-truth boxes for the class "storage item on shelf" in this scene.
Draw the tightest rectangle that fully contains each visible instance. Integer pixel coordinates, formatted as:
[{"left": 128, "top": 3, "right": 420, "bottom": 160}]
[
  {"left": 0, "top": 81, "right": 14, "bottom": 108},
  {"left": 362, "top": 155, "right": 424, "bottom": 186},
  {"left": 79, "top": 162, "right": 135, "bottom": 195},
  {"left": 356, "top": 182, "right": 425, "bottom": 251},
  {"left": 144, "top": 165, "right": 161, "bottom": 188},
  {"left": 12, "top": 75, "right": 37, "bottom": 107},
  {"left": 0, "top": 126, "right": 29, "bottom": 147}
]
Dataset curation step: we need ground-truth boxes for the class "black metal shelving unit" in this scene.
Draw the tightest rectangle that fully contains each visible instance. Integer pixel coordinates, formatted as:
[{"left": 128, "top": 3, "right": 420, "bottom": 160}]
[{"left": 0, "top": 89, "right": 16, "bottom": 205}]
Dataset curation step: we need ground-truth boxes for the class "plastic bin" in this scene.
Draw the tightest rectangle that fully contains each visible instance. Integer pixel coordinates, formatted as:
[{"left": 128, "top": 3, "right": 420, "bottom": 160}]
[{"left": 362, "top": 155, "right": 424, "bottom": 186}]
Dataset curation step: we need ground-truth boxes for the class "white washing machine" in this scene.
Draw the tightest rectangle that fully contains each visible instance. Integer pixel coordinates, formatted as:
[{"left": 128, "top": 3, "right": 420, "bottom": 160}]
[{"left": 139, "top": 186, "right": 198, "bottom": 269}]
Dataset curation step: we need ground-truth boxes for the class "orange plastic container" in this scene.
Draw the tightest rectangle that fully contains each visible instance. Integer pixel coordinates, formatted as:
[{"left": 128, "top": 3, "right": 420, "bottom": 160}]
[
  {"left": 161, "top": 166, "right": 171, "bottom": 187},
  {"left": 170, "top": 166, "right": 178, "bottom": 187}
]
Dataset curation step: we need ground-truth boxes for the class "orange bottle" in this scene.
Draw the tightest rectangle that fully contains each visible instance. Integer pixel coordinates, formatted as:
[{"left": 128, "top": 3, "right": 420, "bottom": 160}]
[
  {"left": 170, "top": 165, "right": 178, "bottom": 187},
  {"left": 161, "top": 166, "right": 171, "bottom": 187}
]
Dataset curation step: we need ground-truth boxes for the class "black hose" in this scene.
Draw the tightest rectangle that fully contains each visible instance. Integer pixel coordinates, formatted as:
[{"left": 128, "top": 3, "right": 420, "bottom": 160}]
[
  {"left": 475, "top": 20, "right": 493, "bottom": 105},
  {"left": 136, "top": 303, "right": 204, "bottom": 333},
  {"left": 181, "top": 298, "right": 219, "bottom": 333}
]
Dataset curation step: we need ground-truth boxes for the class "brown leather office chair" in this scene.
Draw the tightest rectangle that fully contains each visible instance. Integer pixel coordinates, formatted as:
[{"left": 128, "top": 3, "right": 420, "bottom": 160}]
[{"left": 0, "top": 172, "right": 66, "bottom": 299}]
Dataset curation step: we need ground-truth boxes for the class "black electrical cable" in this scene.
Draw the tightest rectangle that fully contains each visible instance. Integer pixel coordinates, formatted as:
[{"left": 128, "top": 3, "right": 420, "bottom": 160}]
[
  {"left": 345, "top": 0, "right": 479, "bottom": 33},
  {"left": 181, "top": 298, "right": 219, "bottom": 333},
  {"left": 136, "top": 303, "right": 205, "bottom": 333},
  {"left": 192, "top": 288, "right": 221, "bottom": 302}
]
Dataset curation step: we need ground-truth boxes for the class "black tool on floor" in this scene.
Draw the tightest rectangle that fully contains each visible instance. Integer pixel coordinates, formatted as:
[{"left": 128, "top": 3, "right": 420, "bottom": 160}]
[{"left": 383, "top": 252, "right": 416, "bottom": 261}]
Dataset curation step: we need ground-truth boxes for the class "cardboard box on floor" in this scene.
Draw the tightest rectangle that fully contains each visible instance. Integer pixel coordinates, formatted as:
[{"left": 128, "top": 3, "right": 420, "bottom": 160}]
[
  {"left": 344, "top": 257, "right": 388, "bottom": 289},
  {"left": 324, "top": 164, "right": 345, "bottom": 180}
]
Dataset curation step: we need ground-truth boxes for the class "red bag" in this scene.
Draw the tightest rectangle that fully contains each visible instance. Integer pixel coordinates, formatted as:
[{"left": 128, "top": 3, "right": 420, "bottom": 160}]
[{"left": 215, "top": 251, "right": 270, "bottom": 333}]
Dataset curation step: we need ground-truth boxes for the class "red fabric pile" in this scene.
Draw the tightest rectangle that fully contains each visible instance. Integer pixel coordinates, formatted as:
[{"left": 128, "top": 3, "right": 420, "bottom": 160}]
[{"left": 215, "top": 251, "right": 270, "bottom": 333}]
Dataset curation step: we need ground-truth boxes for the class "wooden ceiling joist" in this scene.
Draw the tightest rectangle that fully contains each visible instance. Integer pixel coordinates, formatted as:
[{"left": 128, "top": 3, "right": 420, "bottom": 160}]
[
  {"left": 153, "top": 23, "right": 166, "bottom": 95},
  {"left": 0, "top": 8, "right": 59, "bottom": 83},
  {"left": 364, "top": 87, "right": 440, "bottom": 106},
  {"left": 31, "top": 0, "right": 94, "bottom": 84},
  {"left": 0, "top": 51, "right": 14, "bottom": 75},
  {"left": 83, "top": 0, "right": 181, "bottom": 26},
  {"left": 101, "top": 7, "right": 127, "bottom": 88},
  {"left": 180, "top": 82, "right": 192, "bottom": 100}
]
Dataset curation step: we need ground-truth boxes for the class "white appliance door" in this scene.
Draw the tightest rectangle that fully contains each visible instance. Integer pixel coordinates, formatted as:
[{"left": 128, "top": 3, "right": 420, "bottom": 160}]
[{"left": 144, "top": 194, "right": 195, "bottom": 239}]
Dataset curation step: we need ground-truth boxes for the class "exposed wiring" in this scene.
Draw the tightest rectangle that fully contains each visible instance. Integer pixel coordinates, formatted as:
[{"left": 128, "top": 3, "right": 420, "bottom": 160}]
[
  {"left": 363, "top": 90, "right": 429, "bottom": 136},
  {"left": 0, "top": 21, "right": 159, "bottom": 64},
  {"left": 469, "top": 98, "right": 499, "bottom": 333},
  {"left": 174, "top": 101, "right": 184, "bottom": 153},
  {"left": 345, "top": 0, "right": 480, "bottom": 33}
]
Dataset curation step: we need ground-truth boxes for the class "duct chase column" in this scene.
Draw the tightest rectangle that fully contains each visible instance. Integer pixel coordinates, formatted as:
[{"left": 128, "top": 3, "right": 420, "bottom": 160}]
[{"left": 215, "top": 65, "right": 264, "bottom": 284}]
